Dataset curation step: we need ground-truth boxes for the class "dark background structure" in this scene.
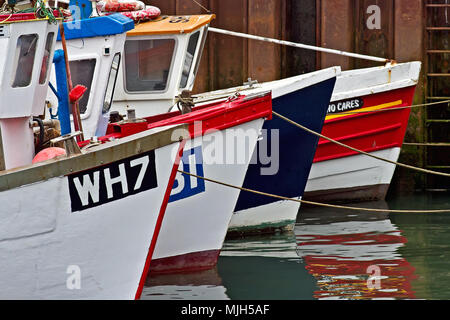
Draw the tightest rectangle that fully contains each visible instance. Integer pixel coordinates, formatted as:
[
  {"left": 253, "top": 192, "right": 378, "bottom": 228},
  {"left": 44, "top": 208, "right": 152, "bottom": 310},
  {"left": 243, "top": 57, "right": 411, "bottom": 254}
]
[{"left": 148, "top": 0, "right": 449, "bottom": 194}]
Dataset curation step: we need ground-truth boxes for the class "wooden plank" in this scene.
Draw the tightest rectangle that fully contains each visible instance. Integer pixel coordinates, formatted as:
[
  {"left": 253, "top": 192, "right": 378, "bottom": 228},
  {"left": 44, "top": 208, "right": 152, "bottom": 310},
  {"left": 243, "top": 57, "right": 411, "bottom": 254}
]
[
  {"left": 247, "top": 0, "right": 281, "bottom": 83},
  {"left": 354, "top": 0, "right": 395, "bottom": 69},
  {"left": 319, "top": 0, "right": 354, "bottom": 70},
  {"left": 176, "top": 0, "right": 210, "bottom": 14},
  {"left": 146, "top": 0, "right": 176, "bottom": 15},
  {"left": 208, "top": 0, "right": 248, "bottom": 90},
  {"left": 284, "top": 0, "right": 317, "bottom": 77}
]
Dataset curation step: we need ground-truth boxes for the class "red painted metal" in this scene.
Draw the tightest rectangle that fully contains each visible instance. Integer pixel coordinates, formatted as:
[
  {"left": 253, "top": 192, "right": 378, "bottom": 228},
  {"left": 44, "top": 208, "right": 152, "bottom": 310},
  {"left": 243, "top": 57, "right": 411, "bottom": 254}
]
[
  {"left": 0, "top": 10, "right": 64, "bottom": 23},
  {"left": 313, "top": 86, "right": 417, "bottom": 163},
  {"left": 149, "top": 250, "right": 221, "bottom": 275},
  {"left": 95, "top": 92, "right": 272, "bottom": 144}
]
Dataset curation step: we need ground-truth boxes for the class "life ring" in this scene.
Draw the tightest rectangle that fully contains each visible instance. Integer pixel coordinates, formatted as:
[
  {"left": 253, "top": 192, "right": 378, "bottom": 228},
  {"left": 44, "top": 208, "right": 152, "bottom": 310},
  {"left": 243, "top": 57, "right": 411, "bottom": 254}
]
[
  {"left": 96, "top": 0, "right": 145, "bottom": 13},
  {"left": 102, "top": 6, "right": 161, "bottom": 22}
]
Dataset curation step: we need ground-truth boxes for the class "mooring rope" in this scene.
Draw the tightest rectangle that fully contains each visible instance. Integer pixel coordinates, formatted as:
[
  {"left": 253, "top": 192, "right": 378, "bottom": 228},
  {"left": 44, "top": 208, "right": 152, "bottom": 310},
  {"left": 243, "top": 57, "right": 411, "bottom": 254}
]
[
  {"left": 177, "top": 170, "right": 450, "bottom": 214},
  {"left": 272, "top": 111, "right": 450, "bottom": 178},
  {"left": 209, "top": 27, "right": 391, "bottom": 64},
  {"left": 335, "top": 99, "right": 450, "bottom": 115},
  {"left": 404, "top": 142, "right": 450, "bottom": 147}
]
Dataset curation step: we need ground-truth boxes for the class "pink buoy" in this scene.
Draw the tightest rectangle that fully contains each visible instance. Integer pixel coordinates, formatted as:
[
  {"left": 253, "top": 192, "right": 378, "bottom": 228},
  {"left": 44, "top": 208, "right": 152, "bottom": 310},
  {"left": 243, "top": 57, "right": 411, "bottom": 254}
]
[{"left": 33, "top": 147, "right": 67, "bottom": 164}]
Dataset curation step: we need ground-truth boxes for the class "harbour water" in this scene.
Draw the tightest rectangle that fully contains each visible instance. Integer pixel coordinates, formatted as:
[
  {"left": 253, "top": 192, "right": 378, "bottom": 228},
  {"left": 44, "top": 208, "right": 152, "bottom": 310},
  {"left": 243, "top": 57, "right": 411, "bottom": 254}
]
[{"left": 142, "top": 192, "right": 450, "bottom": 300}]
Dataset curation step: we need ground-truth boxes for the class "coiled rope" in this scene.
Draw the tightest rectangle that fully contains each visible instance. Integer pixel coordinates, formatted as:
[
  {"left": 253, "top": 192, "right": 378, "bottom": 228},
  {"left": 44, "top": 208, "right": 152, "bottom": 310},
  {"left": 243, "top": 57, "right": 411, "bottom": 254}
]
[
  {"left": 0, "top": 0, "right": 59, "bottom": 24},
  {"left": 272, "top": 111, "right": 450, "bottom": 178},
  {"left": 177, "top": 170, "right": 450, "bottom": 214}
]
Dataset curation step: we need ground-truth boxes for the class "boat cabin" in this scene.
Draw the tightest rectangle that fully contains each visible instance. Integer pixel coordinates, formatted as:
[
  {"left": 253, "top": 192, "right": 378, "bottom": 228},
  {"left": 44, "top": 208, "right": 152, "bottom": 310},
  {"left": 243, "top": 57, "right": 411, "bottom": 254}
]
[
  {"left": 0, "top": 16, "right": 58, "bottom": 170},
  {"left": 50, "top": 14, "right": 214, "bottom": 140},
  {"left": 47, "top": 14, "right": 134, "bottom": 139},
  {"left": 112, "top": 14, "right": 215, "bottom": 118}
]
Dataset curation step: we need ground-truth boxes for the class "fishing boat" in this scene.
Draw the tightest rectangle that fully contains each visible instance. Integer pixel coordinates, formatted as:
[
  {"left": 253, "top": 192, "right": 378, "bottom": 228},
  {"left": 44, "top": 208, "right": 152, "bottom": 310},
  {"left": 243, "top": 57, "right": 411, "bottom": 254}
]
[
  {"left": 0, "top": 10, "right": 180, "bottom": 299},
  {"left": 194, "top": 70, "right": 340, "bottom": 236},
  {"left": 49, "top": 11, "right": 273, "bottom": 274},
  {"left": 0, "top": 10, "right": 271, "bottom": 300},
  {"left": 207, "top": 27, "right": 422, "bottom": 204},
  {"left": 304, "top": 61, "right": 422, "bottom": 203},
  {"left": 108, "top": 14, "right": 340, "bottom": 236}
]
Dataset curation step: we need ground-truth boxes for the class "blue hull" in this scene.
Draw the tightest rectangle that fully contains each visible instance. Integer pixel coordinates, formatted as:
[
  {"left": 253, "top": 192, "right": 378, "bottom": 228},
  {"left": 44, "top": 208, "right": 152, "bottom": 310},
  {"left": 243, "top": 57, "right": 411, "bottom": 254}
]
[{"left": 233, "top": 77, "right": 337, "bottom": 213}]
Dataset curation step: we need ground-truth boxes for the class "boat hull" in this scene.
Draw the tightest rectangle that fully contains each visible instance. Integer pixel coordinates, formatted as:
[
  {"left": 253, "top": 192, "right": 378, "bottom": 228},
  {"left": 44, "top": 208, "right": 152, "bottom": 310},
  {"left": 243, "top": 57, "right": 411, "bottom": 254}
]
[
  {"left": 110, "top": 93, "right": 272, "bottom": 274},
  {"left": 0, "top": 129, "right": 182, "bottom": 299},
  {"left": 229, "top": 69, "right": 339, "bottom": 234},
  {"left": 304, "top": 62, "right": 421, "bottom": 203},
  {"left": 150, "top": 118, "right": 265, "bottom": 274}
]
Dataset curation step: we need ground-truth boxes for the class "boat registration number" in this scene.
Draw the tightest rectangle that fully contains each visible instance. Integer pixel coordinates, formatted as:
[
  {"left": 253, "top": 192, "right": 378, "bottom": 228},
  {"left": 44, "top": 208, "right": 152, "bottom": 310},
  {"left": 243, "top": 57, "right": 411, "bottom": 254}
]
[{"left": 68, "top": 150, "right": 158, "bottom": 212}]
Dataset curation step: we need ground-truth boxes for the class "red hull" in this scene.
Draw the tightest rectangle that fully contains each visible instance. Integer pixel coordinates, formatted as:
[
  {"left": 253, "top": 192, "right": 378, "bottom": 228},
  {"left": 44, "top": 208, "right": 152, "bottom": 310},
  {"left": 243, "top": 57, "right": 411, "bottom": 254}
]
[
  {"left": 313, "top": 86, "right": 416, "bottom": 164},
  {"left": 149, "top": 250, "right": 221, "bottom": 275}
]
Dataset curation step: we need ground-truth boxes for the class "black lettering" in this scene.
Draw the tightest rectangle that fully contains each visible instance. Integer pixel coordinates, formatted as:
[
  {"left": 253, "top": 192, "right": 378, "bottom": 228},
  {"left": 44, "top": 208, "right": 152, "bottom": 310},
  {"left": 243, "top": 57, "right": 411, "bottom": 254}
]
[{"left": 68, "top": 150, "right": 157, "bottom": 212}]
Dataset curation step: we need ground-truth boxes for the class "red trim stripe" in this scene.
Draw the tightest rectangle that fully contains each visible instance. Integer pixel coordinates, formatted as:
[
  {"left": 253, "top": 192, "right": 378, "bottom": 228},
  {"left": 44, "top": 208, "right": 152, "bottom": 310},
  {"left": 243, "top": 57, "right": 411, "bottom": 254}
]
[{"left": 134, "top": 140, "right": 186, "bottom": 300}]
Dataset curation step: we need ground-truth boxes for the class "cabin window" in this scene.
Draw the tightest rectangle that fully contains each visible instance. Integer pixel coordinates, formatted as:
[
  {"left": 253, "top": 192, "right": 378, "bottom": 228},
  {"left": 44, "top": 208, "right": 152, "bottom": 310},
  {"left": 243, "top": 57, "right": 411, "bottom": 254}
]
[
  {"left": 39, "top": 32, "right": 55, "bottom": 84},
  {"left": 102, "top": 53, "right": 121, "bottom": 114},
  {"left": 11, "top": 34, "right": 38, "bottom": 88},
  {"left": 124, "top": 38, "right": 176, "bottom": 92},
  {"left": 179, "top": 31, "right": 200, "bottom": 89},
  {"left": 69, "top": 58, "right": 96, "bottom": 114}
]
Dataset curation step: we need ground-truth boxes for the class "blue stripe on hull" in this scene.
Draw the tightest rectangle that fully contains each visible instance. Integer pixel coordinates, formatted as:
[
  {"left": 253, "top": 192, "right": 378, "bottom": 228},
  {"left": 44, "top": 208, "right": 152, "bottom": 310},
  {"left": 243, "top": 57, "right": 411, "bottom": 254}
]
[{"left": 234, "top": 77, "right": 336, "bottom": 212}]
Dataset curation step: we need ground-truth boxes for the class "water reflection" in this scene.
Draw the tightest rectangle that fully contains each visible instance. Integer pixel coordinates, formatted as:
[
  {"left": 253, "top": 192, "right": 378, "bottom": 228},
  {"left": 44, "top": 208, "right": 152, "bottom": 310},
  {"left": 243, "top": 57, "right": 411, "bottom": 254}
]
[
  {"left": 218, "top": 232, "right": 316, "bottom": 300},
  {"left": 143, "top": 232, "right": 316, "bottom": 300},
  {"left": 295, "top": 202, "right": 417, "bottom": 300},
  {"left": 142, "top": 268, "right": 229, "bottom": 300},
  {"left": 142, "top": 194, "right": 450, "bottom": 300}
]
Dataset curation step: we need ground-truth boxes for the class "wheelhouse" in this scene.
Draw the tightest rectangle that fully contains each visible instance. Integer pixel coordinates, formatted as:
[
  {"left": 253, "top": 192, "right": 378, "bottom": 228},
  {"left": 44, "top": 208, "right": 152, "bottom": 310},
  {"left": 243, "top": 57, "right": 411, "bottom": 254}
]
[{"left": 113, "top": 14, "right": 215, "bottom": 115}]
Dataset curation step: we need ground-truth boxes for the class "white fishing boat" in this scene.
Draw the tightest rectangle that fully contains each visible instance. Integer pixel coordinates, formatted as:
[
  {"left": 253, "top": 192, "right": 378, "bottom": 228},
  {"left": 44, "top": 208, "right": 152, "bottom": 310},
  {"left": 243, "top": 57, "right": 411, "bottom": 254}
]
[
  {"left": 0, "top": 10, "right": 184, "bottom": 299},
  {"left": 49, "top": 12, "right": 273, "bottom": 274}
]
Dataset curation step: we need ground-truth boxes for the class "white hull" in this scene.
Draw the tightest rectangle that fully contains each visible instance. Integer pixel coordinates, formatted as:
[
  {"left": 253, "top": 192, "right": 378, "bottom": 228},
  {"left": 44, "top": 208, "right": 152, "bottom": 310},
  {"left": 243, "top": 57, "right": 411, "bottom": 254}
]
[
  {"left": 0, "top": 137, "right": 180, "bottom": 299},
  {"left": 152, "top": 119, "right": 264, "bottom": 266},
  {"left": 227, "top": 199, "right": 300, "bottom": 234},
  {"left": 305, "top": 147, "right": 400, "bottom": 195}
]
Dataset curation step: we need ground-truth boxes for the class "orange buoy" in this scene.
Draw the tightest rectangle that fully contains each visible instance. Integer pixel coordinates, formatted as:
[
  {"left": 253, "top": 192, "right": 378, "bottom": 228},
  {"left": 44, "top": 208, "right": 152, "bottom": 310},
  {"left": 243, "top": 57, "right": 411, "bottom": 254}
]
[{"left": 33, "top": 147, "right": 67, "bottom": 164}]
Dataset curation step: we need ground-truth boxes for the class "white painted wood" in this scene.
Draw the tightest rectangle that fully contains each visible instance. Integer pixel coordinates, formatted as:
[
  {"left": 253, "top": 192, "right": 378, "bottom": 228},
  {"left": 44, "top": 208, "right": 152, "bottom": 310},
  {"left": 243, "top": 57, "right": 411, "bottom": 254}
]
[
  {"left": 306, "top": 148, "right": 401, "bottom": 193},
  {"left": 228, "top": 199, "right": 300, "bottom": 232},
  {"left": 153, "top": 119, "right": 264, "bottom": 260},
  {"left": 0, "top": 141, "right": 179, "bottom": 299}
]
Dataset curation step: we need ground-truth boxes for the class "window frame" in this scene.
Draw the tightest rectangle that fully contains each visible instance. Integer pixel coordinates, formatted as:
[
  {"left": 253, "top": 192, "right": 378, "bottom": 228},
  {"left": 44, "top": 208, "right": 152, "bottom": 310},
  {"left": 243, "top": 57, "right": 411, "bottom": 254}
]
[
  {"left": 39, "top": 32, "right": 55, "bottom": 85},
  {"left": 67, "top": 55, "right": 100, "bottom": 120},
  {"left": 122, "top": 35, "right": 179, "bottom": 95},
  {"left": 11, "top": 33, "right": 39, "bottom": 88},
  {"left": 102, "top": 52, "right": 121, "bottom": 114},
  {"left": 179, "top": 30, "right": 201, "bottom": 90}
]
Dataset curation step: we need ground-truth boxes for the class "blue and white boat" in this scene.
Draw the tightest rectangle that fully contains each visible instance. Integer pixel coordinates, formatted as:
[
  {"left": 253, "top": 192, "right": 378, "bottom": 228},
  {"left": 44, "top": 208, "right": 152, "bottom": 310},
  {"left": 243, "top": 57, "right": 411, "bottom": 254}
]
[
  {"left": 195, "top": 69, "right": 340, "bottom": 235},
  {"left": 106, "top": 14, "right": 340, "bottom": 236}
]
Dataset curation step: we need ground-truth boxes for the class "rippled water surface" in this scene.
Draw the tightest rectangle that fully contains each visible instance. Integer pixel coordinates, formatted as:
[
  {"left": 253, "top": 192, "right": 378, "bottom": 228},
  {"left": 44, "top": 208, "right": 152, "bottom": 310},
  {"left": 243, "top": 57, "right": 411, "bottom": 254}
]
[{"left": 142, "top": 192, "right": 450, "bottom": 300}]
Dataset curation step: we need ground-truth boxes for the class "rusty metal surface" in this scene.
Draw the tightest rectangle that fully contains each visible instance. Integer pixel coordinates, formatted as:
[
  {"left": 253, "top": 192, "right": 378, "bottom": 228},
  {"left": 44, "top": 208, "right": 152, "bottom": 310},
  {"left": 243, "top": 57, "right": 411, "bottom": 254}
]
[
  {"left": 319, "top": 0, "right": 354, "bottom": 70},
  {"left": 354, "top": 0, "right": 395, "bottom": 69},
  {"left": 247, "top": 0, "right": 281, "bottom": 83}
]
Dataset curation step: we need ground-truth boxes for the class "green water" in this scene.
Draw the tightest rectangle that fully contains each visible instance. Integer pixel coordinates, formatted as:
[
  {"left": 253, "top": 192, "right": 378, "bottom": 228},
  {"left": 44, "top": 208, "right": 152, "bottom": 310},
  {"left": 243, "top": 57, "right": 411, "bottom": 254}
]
[{"left": 142, "top": 192, "right": 450, "bottom": 300}]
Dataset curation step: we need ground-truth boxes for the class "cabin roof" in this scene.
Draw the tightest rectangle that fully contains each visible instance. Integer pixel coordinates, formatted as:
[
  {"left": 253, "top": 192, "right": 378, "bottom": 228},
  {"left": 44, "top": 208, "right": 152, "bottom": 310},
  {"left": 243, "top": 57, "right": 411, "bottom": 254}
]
[
  {"left": 127, "top": 14, "right": 215, "bottom": 36},
  {"left": 58, "top": 14, "right": 134, "bottom": 40}
]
